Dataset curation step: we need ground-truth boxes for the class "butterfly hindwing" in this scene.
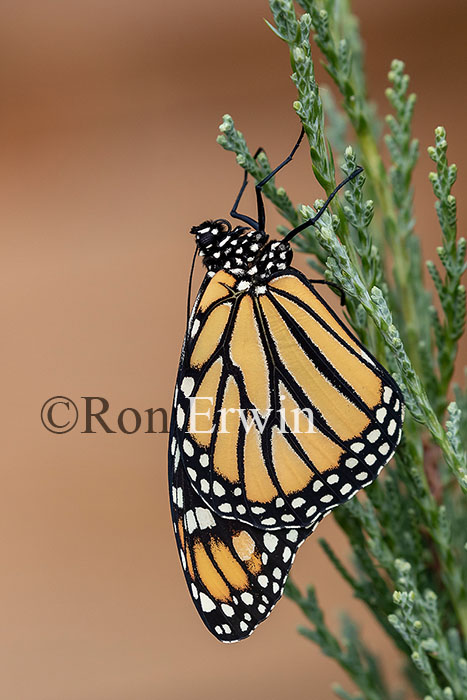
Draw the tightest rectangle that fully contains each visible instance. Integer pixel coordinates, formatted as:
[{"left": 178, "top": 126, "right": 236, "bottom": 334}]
[
  {"left": 173, "top": 267, "right": 404, "bottom": 530},
  {"left": 169, "top": 438, "right": 316, "bottom": 642}
]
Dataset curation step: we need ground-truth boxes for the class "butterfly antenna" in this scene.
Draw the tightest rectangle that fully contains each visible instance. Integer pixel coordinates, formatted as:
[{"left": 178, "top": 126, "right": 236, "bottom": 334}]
[{"left": 186, "top": 246, "right": 199, "bottom": 338}]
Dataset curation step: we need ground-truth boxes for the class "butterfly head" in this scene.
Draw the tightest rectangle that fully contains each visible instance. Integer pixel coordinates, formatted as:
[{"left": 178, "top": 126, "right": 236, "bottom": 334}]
[{"left": 190, "top": 219, "right": 233, "bottom": 252}]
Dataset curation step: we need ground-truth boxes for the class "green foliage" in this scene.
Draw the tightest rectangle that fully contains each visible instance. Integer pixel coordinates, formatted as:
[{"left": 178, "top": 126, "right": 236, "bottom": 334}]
[
  {"left": 426, "top": 128, "right": 467, "bottom": 415},
  {"left": 285, "top": 579, "right": 397, "bottom": 700},
  {"left": 217, "top": 0, "right": 466, "bottom": 697}
]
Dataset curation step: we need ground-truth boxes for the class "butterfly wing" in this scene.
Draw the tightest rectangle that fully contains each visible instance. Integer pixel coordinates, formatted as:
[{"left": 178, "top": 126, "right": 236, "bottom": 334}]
[
  {"left": 169, "top": 436, "right": 316, "bottom": 642},
  {"left": 173, "top": 267, "right": 404, "bottom": 530}
]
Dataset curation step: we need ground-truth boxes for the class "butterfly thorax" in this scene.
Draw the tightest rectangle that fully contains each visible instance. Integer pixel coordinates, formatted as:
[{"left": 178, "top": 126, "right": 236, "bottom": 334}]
[{"left": 191, "top": 219, "right": 293, "bottom": 283}]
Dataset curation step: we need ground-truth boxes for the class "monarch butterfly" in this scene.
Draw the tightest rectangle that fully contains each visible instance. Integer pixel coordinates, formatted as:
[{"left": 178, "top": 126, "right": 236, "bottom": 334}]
[{"left": 168, "top": 128, "right": 404, "bottom": 642}]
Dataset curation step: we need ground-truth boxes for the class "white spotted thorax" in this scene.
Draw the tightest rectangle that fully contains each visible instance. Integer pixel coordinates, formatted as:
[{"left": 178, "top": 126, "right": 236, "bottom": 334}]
[
  {"left": 169, "top": 214, "right": 405, "bottom": 643},
  {"left": 191, "top": 219, "right": 293, "bottom": 281}
]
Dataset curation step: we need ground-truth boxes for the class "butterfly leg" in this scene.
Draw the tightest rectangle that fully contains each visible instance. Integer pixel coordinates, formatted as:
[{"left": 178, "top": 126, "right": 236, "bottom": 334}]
[
  {"left": 254, "top": 128, "right": 305, "bottom": 233},
  {"left": 308, "top": 278, "right": 346, "bottom": 306},
  {"left": 230, "top": 147, "right": 266, "bottom": 230},
  {"left": 282, "top": 166, "right": 363, "bottom": 244},
  {"left": 230, "top": 129, "right": 306, "bottom": 232}
]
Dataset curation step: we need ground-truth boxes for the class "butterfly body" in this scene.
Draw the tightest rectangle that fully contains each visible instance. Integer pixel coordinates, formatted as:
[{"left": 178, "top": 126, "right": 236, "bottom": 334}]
[{"left": 168, "top": 132, "right": 404, "bottom": 642}]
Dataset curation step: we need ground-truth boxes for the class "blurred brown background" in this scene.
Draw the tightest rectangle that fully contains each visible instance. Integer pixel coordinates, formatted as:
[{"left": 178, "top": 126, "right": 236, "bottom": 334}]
[{"left": 1, "top": 1, "right": 466, "bottom": 699}]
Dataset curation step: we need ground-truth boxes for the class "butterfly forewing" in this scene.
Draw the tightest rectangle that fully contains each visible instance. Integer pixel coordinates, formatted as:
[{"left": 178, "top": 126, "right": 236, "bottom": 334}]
[{"left": 173, "top": 268, "right": 404, "bottom": 530}]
